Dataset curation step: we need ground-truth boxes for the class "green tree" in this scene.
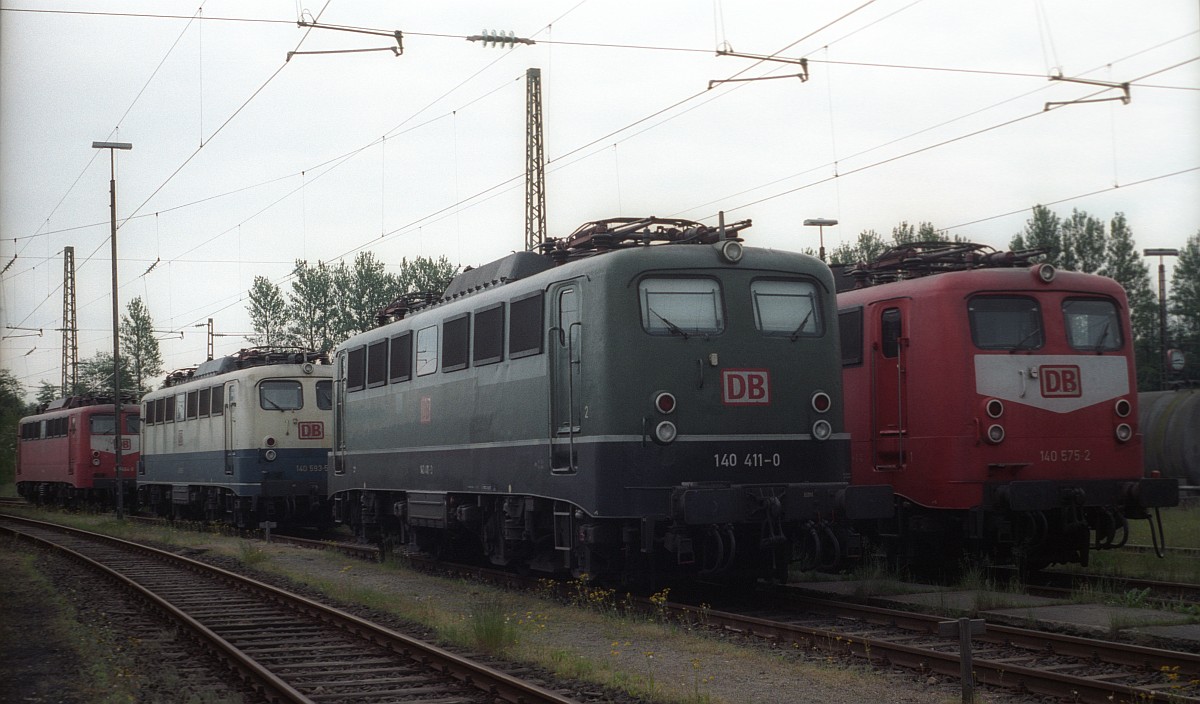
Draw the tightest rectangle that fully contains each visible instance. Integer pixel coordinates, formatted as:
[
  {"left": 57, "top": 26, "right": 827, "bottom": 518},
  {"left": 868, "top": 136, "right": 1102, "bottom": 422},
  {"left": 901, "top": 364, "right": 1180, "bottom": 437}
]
[
  {"left": 75, "top": 352, "right": 137, "bottom": 400},
  {"left": 1059, "top": 209, "right": 1107, "bottom": 274},
  {"left": 120, "top": 296, "right": 163, "bottom": 397},
  {"left": 891, "top": 221, "right": 944, "bottom": 245},
  {"left": 830, "top": 229, "right": 888, "bottom": 265},
  {"left": 1, "top": 369, "right": 30, "bottom": 488},
  {"left": 1011, "top": 205, "right": 1061, "bottom": 263},
  {"left": 331, "top": 252, "right": 403, "bottom": 340},
  {"left": 1168, "top": 231, "right": 1200, "bottom": 383},
  {"left": 246, "top": 275, "right": 292, "bottom": 348},
  {"left": 1100, "top": 213, "right": 1159, "bottom": 390},
  {"left": 395, "top": 255, "right": 457, "bottom": 295},
  {"left": 287, "top": 260, "right": 337, "bottom": 354},
  {"left": 35, "top": 381, "right": 59, "bottom": 407}
]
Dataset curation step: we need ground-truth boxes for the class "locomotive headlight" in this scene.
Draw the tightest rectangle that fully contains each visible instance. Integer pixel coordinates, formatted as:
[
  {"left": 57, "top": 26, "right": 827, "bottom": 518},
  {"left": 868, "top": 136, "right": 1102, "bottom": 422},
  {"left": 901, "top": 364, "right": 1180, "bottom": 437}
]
[
  {"left": 985, "top": 399, "right": 1004, "bottom": 419},
  {"left": 302, "top": 362, "right": 314, "bottom": 375},
  {"left": 811, "top": 391, "right": 831, "bottom": 413},
  {"left": 716, "top": 239, "right": 744, "bottom": 263},
  {"left": 653, "top": 420, "right": 678, "bottom": 445},
  {"left": 1115, "top": 423, "right": 1133, "bottom": 443},
  {"left": 653, "top": 391, "right": 676, "bottom": 414},
  {"left": 1034, "top": 262, "right": 1056, "bottom": 284},
  {"left": 1114, "top": 399, "right": 1131, "bottom": 418},
  {"left": 985, "top": 424, "right": 1005, "bottom": 444},
  {"left": 92, "top": 457, "right": 101, "bottom": 466},
  {"left": 264, "top": 436, "right": 277, "bottom": 448},
  {"left": 811, "top": 419, "right": 832, "bottom": 441},
  {"left": 264, "top": 448, "right": 278, "bottom": 461}
]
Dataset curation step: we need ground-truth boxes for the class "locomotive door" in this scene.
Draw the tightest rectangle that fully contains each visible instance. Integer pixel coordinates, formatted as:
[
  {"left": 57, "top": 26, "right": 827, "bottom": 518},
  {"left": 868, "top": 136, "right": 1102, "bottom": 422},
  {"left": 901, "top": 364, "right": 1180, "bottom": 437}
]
[
  {"left": 223, "top": 379, "right": 239, "bottom": 476},
  {"left": 871, "top": 302, "right": 909, "bottom": 470},
  {"left": 332, "top": 351, "right": 347, "bottom": 476},
  {"left": 549, "top": 282, "right": 582, "bottom": 472}
]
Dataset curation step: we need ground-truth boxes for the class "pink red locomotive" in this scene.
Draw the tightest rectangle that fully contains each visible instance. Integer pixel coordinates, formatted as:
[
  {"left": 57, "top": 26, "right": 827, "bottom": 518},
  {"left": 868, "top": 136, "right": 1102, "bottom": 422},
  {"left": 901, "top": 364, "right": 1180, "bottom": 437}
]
[
  {"left": 15, "top": 396, "right": 140, "bottom": 508},
  {"left": 836, "top": 243, "right": 1178, "bottom": 571}
]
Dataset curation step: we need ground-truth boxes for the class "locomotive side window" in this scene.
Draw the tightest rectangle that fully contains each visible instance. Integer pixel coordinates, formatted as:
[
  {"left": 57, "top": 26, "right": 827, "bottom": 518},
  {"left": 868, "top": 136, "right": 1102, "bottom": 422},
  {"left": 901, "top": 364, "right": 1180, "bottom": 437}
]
[
  {"left": 509, "top": 291, "right": 544, "bottom": 359},
  {"left": 1063, "top": 298, "right": 1122, "bottom": 351},
  {"left": 473, "top": 303, "right": 505, "bottom": 366},
  {"left": 443, "top": 314, "right": 470, "bottom": 373},
  {"left": 175, "top": 394, "right": 187, "bottom": 423},
  {"left": 198, "top": 386, "right": 211, "bottom": 417},
  {"left": 367, "top": 339, "right": 389, "bottom": 388},
  {"left": 751, "top": 279, "right": 822, "bottom": 337},
  {"left": 260, "top": 380, "right": 303, "bottom": 411},
  {"left": 969, "top": 296, "right": 1042, "bottom": 350},
  {"left": 881, "top": 308, "right": 902, "bottom": 358},
  {"left": 210, "top": 385, "right": 224, "bottom": 416},
  {"left": 316, "top": 380, "right": 333, "bottom": 410},
  {"left": 390, "top": 332, "right": 413, "bottom": 383},
  {"left": 639, "top": 277, "right": 724, "bottom": 335},
  {"left": 347, "top": 345, "right": 366, "bottom": 392},
  {"left": 187, "top": 390, "right": 199, "bottom": 419},
  {"left": 416, "top": 325, "right": 439, "bottom": 376},
  {"left": 839, "top": 307, "right": 864, "bottom": 366},
  {"left": 144, "top": 402, "right": 154, "bottom": 425},
  {"left": 159, "top": 397, "right": 172, "bottom": 423}
]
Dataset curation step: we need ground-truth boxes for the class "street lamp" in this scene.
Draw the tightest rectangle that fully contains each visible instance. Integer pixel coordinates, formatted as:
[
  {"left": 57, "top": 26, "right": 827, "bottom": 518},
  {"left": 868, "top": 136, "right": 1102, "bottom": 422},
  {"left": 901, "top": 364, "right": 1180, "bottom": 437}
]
[
  {"left": 804, "top": 218, "right": 838, "bottom": 262},
  {"left": 94, "top": 140, "right": 132, "bottom": 519},
  {"left": 1143, "top": 247, "right": 1179, "bottom": 389}
]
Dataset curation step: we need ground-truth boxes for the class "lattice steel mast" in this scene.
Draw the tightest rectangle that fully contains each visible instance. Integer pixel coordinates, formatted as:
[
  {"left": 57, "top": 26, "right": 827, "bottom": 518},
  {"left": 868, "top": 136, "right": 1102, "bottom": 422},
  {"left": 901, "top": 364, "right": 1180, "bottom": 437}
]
[
  {"left": 525, "top": 67, "right": 546, "bottom": 252},
  {"left": 61, "top": 246, "right": 78, "bottom": 395}
]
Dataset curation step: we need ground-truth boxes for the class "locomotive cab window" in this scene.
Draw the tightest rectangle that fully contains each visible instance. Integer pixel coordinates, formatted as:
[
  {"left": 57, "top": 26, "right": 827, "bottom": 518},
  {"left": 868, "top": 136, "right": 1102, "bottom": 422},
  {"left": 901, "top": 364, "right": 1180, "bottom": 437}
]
[
  {"left": 90, "top": 414, "right": 117, "bottom": 434},
  {"left": 316, "top": 379, "right": 333, "bottom": 410},
  {"left": 125, "top": 414, "right": 140, "bottom": 434},
  {"left": 639, "top": 277, "right": 724, "bottom": 336},
  {"left": 751, "top": 279, "right": 822, "bottom": 337},
  {"left": 968, "top": 296, "right": 1043, "bottom": 351},
  {"left": 260, "top": 380, "right": 303, "bottom": 411},
  {"left": 1063, "top": 298, "right": 1122, "bottom": 351}
]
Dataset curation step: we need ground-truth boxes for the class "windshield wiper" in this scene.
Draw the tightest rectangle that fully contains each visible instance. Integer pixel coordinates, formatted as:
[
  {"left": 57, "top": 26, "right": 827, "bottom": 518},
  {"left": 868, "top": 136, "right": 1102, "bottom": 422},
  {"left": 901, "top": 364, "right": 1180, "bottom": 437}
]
[
  {"left": 789, "top": 309, "right": 815, "bottom": 341},
  {"left": 648, "top": 308, "right": 690, "bottom": 339},
  {"left": 1009, "top": 326, "right": 1042, "bottom": 352},
  {"left": 262, "top": 396, "right": 285, "bottom": 411}
]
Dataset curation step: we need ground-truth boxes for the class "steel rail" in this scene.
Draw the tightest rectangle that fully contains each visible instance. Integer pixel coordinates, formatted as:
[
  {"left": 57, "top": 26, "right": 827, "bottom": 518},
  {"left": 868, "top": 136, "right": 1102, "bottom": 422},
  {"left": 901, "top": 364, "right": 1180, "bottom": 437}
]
[{"left": 1, "top": 514, "right": 579, "bottom": 704}]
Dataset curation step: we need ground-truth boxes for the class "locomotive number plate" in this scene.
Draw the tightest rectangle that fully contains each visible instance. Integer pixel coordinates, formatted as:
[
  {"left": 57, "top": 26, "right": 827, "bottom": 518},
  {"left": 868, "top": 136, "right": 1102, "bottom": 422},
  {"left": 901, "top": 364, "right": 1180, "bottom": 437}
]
[
  {"left": 714, "top": 452, "right": 782, "bottom": 468},
  {"left": 1039, "top": 449, "right": 1091, "bottom": 462}
]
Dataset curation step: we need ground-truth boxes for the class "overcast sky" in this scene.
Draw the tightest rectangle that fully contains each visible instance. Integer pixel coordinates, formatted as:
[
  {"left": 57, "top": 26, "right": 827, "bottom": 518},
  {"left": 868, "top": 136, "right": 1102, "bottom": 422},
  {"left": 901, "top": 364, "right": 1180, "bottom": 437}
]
[{"left": 2, "top": 0, "right": 1197, "bottom": 399}]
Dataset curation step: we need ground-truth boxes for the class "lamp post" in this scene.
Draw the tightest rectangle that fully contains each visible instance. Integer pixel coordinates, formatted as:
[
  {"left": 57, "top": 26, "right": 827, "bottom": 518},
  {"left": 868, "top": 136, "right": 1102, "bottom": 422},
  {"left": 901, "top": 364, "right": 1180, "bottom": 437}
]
[
  {"left": 1143, "top": 247, "right": 1179, "bottom": 389},
  {"left": 94, "top": 140, "right": 132, "bottom": 519},
  {"left": 804, "top": 218, "right": 838, "bottom": 262}
]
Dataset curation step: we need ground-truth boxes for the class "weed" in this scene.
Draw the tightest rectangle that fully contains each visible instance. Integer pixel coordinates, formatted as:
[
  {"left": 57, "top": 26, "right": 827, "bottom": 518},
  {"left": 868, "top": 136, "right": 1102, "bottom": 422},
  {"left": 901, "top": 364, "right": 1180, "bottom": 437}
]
[{"left": 469, "top": 597, "right": 519, "bottom": 654}]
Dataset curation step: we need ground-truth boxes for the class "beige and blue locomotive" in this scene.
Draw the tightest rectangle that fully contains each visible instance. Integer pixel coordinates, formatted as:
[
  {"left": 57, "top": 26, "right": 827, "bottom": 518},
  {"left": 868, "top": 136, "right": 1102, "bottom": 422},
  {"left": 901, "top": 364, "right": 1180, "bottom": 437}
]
[
  {"left": 138, "top": 349, "right": 331, "bottom": 527},
  {"left": 330, "top": 218, "right": 891, "bottom": 582}
]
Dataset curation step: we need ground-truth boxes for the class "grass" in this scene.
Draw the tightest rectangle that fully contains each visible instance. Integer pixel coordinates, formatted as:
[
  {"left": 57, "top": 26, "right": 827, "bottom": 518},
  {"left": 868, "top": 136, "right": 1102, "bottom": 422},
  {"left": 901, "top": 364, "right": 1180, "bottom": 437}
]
[{"left": 1058, "top": 505, "right": 1200, "bottom": 584}]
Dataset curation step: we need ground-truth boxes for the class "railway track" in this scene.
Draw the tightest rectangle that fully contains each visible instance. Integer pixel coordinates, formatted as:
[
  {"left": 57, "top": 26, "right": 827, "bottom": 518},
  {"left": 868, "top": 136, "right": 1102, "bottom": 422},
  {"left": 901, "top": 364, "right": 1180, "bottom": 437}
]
[
  {"left": 675, "top": 587, "right": 1200, "bottom": 704},
  {"left": 0, "top": 514, "right": 580, "bottom": 704}
]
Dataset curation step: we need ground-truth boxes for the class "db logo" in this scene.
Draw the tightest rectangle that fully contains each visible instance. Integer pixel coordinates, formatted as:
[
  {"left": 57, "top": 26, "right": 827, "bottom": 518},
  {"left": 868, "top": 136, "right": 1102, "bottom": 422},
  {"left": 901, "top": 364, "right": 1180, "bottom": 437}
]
[
  {"left": 121, "top": 438, "right": 132, "bottom": 451},
  {"left": 298, "top": 421, "right": 324, "bottom": 440},
  {"left": 1040, "top": 365, "right": 1082, "bottom": 398},
  {"left": 722, "top": 369, "right": 771, "bottom": 405}
]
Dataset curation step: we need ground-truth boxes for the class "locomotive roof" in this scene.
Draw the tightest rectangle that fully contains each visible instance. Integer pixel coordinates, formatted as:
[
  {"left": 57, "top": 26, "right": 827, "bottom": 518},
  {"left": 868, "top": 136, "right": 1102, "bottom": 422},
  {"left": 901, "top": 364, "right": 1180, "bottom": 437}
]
[
  {"left": 837, "top": 263, "right": 1127, "bottom": 304},
  {"left": 161, "top": 348, "right": 329, "bottom": 387}
]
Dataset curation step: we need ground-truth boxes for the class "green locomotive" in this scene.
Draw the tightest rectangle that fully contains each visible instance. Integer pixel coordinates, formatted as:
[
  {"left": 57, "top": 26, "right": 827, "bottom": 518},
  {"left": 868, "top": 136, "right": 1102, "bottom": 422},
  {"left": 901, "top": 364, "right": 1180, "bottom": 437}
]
[{"left": 330, "top": 217, "right": 891, "bottom": 582}]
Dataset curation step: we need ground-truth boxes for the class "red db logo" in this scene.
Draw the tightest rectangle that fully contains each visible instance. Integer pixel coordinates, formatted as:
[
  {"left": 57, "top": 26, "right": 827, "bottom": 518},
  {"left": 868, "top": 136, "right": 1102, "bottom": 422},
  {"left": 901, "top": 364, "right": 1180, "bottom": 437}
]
[
  {"left": 722, "top": 369, "right": 771, "bottom": 405},
  {"left": 1040, "top": 365, "right": 1082, "bottom": 398},
  {"left": 298, "top": 421, "right": 324, "bottom": 440}
]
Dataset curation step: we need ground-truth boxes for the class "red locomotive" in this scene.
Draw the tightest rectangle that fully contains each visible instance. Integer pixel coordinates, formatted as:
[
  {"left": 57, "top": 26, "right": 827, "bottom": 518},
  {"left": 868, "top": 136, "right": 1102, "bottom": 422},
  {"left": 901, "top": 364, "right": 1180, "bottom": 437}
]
[
  {"left": 15, "top": 396, "right": 140, "bottom": 508},
  {"left": 836, "top": 243, "right": 1178, "bottom": 571}
]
